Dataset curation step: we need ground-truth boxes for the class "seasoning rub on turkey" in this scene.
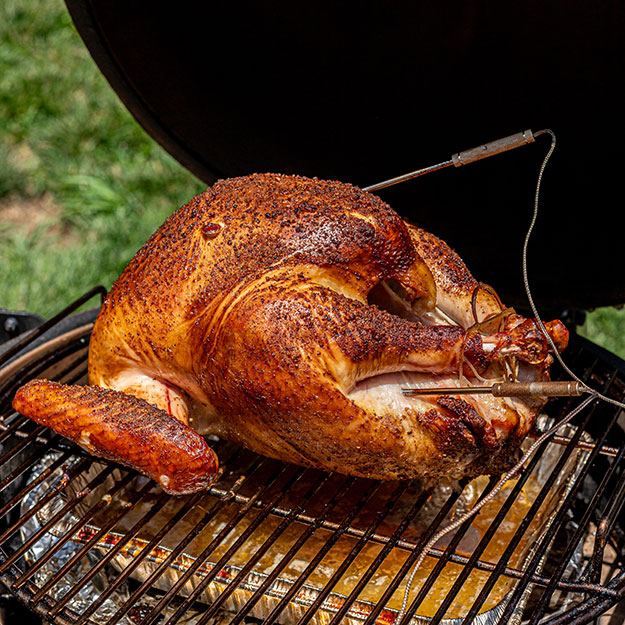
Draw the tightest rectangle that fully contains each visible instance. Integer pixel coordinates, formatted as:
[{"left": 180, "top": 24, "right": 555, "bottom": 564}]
[{"left": 13, "top": 174, "right": 568, "bottom": 494}]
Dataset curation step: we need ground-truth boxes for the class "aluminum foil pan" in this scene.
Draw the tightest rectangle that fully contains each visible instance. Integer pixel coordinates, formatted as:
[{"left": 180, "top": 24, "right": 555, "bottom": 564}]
[{"left": 19, "top": 416, "right": 590, "bottom": 625}]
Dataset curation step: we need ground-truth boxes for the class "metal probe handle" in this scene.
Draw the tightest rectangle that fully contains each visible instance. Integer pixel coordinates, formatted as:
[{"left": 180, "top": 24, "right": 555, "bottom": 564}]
[
  {"left": 364, "top": 129, "right": 536, "bottom": 192},
  {"left": 491, "top": 381, "right": 585, "bottom": 398},
  {"left": 401, "top": 380, "right": 587, "bottom": 398},
  {"left": 452, "top": 130, "right": 535, "bottom": 167}
]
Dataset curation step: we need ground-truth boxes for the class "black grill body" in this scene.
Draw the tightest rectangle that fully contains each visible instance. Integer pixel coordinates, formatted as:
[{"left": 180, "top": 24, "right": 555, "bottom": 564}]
[
  {"left": 1, "top": 290, "right": 625, "bottom": 624},
  {"left": 65, "top": 0, "right": 625, "bottom": 312}
]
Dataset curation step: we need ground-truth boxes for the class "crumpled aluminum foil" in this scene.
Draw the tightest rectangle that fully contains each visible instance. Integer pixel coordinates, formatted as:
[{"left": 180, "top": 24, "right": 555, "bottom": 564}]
[
  {"left": 17, "top": 415, "right": 591, "bottom": 625},
  {"left": 18, "top": 453, "right": 216, "bottom": 625}
]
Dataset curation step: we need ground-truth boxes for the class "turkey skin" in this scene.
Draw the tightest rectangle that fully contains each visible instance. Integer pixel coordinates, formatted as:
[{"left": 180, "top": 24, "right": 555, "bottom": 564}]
[{"left": 13, "top": 174, "right": 567, "bottom": 494}]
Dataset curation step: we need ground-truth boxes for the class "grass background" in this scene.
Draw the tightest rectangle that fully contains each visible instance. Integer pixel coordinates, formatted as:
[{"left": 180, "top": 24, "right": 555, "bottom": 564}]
[
  {"left": 1, "top": 0, "right": 624, "bottom": 357},
  {"left": 0, "top": 0, "right": 203, "bottom": 315}
]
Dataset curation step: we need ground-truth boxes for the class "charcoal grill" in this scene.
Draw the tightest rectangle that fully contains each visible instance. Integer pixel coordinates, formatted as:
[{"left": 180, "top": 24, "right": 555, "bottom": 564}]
[
  {"left": 2, "top": 289, "right": 625, "bottom": 624},
  {"left": 3, "top": 1, "right": 625, "bottom": 623}
]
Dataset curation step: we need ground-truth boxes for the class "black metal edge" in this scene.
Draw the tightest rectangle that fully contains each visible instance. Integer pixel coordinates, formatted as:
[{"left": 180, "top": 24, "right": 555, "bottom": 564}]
[
  {"left": 0, "top": 577, "right": 50, "bottom": 625},
  {"left": 570, "top": 332, "right": 625, "bottom": 377},
  {"left": 540, "top": 575, "right": 625, "bottom": 625},
  {"left": 0, "top": 311, "right": 44, "bottom": 345},
  {"left": 63, "top": 0, "right": 222, "bottom": 186},
  {"left": 0, "top": 286, "right": 105, "bottom": 368},
  {"left": 0, "top": 309, "right": 98, "bottom": 364}
]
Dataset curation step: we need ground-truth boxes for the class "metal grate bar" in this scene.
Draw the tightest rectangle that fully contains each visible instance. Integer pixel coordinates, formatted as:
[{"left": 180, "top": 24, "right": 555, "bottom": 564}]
[
  {"left": 261, "top": 481, "right": 388, "bottom": 625},
  {"left": 106, "top": 493, "right": 227, "bottom": 625},
  {"left": 398, "top": 478, "right": 499, "bottom": 625},
  {"left": 498, "top": 382, "right": 620, "bottom": 622},
  {"left": 0, "top": 336, "right": 89, "bottom": 410},
  {"left": 136, "top": 454, "right": 274, "bottom": 625},
  {"left": 0, "top": 465, "right": 116, "bottom": 573},
  {"left": 75, "top": 489, "right": 212, "bottom": 624},
  {"left": 437, "top": 374, "right": 618, "bottom": 624},
  {"left": 0, "top": 435, "right": 62, "bottom": 492},
  {"left": 528, "top": 392, "right": 625, "bottom": 622},
  {"left": 0, "top": 422, "right": 47, "bottom": 464},
  {"left": 428, "top": 434, "right": 552, "bottom": 623},
  {"left": 0, "top": 445, "right": 69, "bottom": 508},
  {"left": 103, "top": 448, "right": 249, "bottom": 625},
  {"left": 47, "top": 489, "right": 172, "bottom": 619},
  {"left": 55, "top": 448, "right": 263, "bottom": 622},
  {"left": 297, "top": 481, "right": 411, "bottom": 625},
  {"left": 586, "top": 530, "right": 621, "bottom": 599},
  {"left": 194, "top": 471, "right": 334, "bottom": 625},
  {"left": 29, "top": 478, "right": 156, "bottom": 603},
  {"left": 180, "top": 475, "right": 612, "bottom": 592},
  {"left": 532, "top": 573, "right": 625, "bottom": 625},
  {"left": 183, "top": 424, "right": 620, "bottom": 594},
  {"left": 539, "top": 434, "right": 621, "bottom": 459},
  {"left": 0, "top": 457, "right": 91, "bottom": 534},
  {"left": 1, "top": 426, "right": 69, "bottom": 448},
  {"left": 359, "top": 483, "right": 467, "bottom": 625},
  {"left": 227, "top": 475, "right": 357, "bottom": 625},
  {"left": 9, "top": 577, "right": 92, "bottom": 625},
  {"left": 589, "top": 463, "right": 625, "bottom": 588},
  {"left": 464, "top": 416, "right": 595, "bottom": 622},
  {"left": 11, "top": 470, "right": 138, "bottom": 592},
  {"left": 598, "top": 454, "right": 625, "bottom": 541},
  {"left": 461, "top": 368, "right": 607, "bottom": 623},
  {"left": 591, "top": 527, "right": 625, "bottom": 588},
  {"left": 326, "top": 487, "right": 433, "bottom": 625},
  {"left": 148, "top": 455, "right": 279, "bottom": 624},
  {"left": 105, "top": 447, "right": 258, "bottom": 625},
  {"left": 161, "top": 463, "right": 305, "bottom": 625},
  {"left": 203, "top": 482, "right": 547, "bottom": 583},
  {"left": 0, "top": 286, "right": 104, "bottom": 368},
  {"left": 544, "top": 457, "right": 625, "bottom": 621},
  {"left": 426, "top": 551, "right": 611, "bottom": 594},
  {"left": 472, "top": 382, "right": 611, "bottom": 610},
  {"left": 57, "top": 366, "right": 88, "bottom": 387},
  {"left": 0, "top": 414, "right": 32, "bottom": 445}
]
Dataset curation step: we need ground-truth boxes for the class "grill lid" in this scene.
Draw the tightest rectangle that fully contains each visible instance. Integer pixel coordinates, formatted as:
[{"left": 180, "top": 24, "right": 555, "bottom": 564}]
[{"left": 65, "top": 0, "right": 625, "bottom": 311}]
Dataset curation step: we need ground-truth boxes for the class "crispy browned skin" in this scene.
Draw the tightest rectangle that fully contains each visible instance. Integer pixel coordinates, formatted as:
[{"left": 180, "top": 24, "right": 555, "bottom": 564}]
[
  {"left": 13, "top": 380, "right": 218, "bottom": 495},
  {"left": 13, "top": 174, "right": 567, "bottom": 489}
]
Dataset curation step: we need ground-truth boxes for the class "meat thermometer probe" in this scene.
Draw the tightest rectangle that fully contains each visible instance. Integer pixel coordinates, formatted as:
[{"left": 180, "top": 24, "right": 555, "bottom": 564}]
[
  {"left": 364, "top": 129, "right": 587, "bottom": 401},
  {"left": 402, "top": 380, "right": 588, "bottom": 399},
  {"left": 364, "top": 129, "right": 536, "bottom": 192}
]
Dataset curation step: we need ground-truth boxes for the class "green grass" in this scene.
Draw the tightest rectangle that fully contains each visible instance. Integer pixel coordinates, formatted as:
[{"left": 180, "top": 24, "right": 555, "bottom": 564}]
[
  {"left": 0, "top": 0, "right": 202, "bottom": 314},
  {"left": 579, "top": 307, "right": 625, "bottom": 359},
  {"left": 1, "top": 0, "right": 625, "bottom": 360}
]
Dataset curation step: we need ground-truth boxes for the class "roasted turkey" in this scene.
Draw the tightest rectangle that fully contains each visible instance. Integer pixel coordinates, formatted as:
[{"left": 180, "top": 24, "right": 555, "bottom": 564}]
[{"left": 13, "top": 174, "right": 568, "bottom": 494}]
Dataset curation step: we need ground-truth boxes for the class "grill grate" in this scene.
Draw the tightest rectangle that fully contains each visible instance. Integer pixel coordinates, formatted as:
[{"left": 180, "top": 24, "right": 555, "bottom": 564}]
[{"left": 1, "top": 289, "right": 625, "bottom": 624}]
